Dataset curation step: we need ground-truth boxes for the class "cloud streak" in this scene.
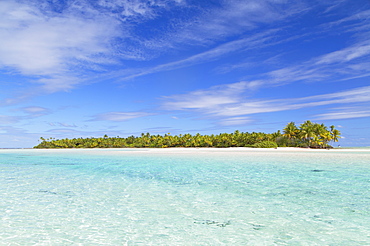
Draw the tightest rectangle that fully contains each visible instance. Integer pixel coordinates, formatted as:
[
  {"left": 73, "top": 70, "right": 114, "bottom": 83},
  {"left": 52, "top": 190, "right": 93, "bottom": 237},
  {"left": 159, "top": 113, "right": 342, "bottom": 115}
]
[
  {"left": 166, "top": 0, "right": 307, "bottom": 45},
  {"left": 0, "top": 0, "right": 308, "bottom": 98},
  {"left": 111, "top": 3, "right": 370, "bottom": 84},
  {"left": 91, "top": 112, "right": 154, "bottom": 122},
  {"left": 162, "top": 82, "right": 370, "bottom": 123},
  {"left": 315, "top": 108, "right": 370, "bottom": 120},
  {"left": 0, "top": 106, "right": 50, "bottom": 125},
  {"left": 0, "top": 0, "right": 124, "bottom": 97},
  {"left": 116, "top": 29, "right": 280, "bottom": 81}
]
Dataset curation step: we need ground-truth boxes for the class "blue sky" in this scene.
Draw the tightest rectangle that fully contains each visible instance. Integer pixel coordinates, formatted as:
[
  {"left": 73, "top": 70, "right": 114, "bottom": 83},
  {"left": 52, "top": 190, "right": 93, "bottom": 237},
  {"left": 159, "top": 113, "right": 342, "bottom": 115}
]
[{"left": 1, "top": 0, "right": 370, "bottom": 148}]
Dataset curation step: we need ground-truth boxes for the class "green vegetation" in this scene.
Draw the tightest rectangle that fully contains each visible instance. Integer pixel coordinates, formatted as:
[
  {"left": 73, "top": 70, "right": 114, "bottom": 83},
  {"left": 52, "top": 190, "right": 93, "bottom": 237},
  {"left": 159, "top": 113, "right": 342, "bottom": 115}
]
[
  {"left": 34, "top": 120, "right": 340, "bottom": 149},
  {"left": 281, "top": 120, "right": 341, "bottom": 148},
  {"left": 252, "top": 141, "right": 278, "bottom": 148}
]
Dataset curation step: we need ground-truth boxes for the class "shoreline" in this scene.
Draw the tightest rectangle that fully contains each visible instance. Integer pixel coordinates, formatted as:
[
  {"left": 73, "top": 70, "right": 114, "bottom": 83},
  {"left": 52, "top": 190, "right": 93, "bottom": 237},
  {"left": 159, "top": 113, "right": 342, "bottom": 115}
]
[{"left": 1, "top": 147, "right": 369, "bottom": 153}]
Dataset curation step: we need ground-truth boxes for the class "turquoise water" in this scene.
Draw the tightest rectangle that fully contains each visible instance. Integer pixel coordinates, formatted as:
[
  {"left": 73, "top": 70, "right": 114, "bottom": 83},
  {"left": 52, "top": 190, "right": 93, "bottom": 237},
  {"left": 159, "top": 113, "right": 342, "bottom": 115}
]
[{"left": 0, "top": 148, "right": 369, "bottom": 245}]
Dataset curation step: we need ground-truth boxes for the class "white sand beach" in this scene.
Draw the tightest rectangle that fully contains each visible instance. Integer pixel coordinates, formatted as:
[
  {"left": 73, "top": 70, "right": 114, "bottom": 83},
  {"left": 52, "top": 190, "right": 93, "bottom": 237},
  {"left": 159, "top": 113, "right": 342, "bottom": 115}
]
[{"left": 2, "top": 147, "right": 368, "bottom": 157}]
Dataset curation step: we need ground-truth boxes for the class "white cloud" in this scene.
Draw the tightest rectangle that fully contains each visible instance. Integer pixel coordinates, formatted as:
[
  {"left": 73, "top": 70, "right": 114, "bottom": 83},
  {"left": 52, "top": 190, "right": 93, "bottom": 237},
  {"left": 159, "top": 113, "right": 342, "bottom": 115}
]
[
  {"left": 2, "top": 0, "right": 292, "bottom": 97},
  {"left": 215, "top": 86, "right": 370, "bottom": 117},
  {"left": 251, "top": 41, "right": 370, "bottom": 89},
  {"left": 116, "top": 30, "right": 280, "bottom": 81},
  {"left": 92, "top": 112, "right": 153, "bottom": 121},
  {"left": 0, "top": 1, "right": 120, "bottom": 73},
  {"left": 116, "top": 14, "right": 370, "bottom": 84},
  {"left": 162, "top": 81, "right": 260, "bottom": 111},
  {"left": 0, "top": 0, "right": 342, "bottom": 97},
  {"left": 169, "top": 0, "right": 306, "bottom": 45},
  {"left": 21, "top": 106, "right": 48, "bottom": 114},
  {"left": 47, "top": 129, "right": 81, "bottom": 134},
  {"left": 0, "top": 115, "right": 19, "bottom": 124},
  {"left": 1, "top": 0, "right": 369, "bottom": 112},
  {"left": 315, "top": 109, "right": 370, "bottom": 120},
  {"left": 162, "top": 82, "right": 370, "bottom": 123},
  {"left": 219, "top": 117, "right": 252, "bottom": 126},
  {"left": 105, "top": 0, "right": 307, "bottom": 73},
  {"left": 211, "top": 100, "right": 289, "bottom": 117},
  {"left": 327, "top": 9, "right": 370, "bottom": 26},
  {"left": 97, "top": 0, "right": 183, "bottom": 19},
  {"left": 36, "top": 76, "right": 81, "bottom": 93},
  {"left": 0, "top": 106, "right": 50, "bottom": 124},
  {"left": 315, "top": 44, "right": 370, "bottom": 65},
  {"left": 0, "top": 0, "right": 122, "bottom": 95},
  {"left": 48, "top": 122, "right": 78, "bottom": 128},
  {"left": 19, "top": 106, "right": 50, "bottom": 117},
  {"left": 98, "top": 0, "right": 156, "bottom": 17}
]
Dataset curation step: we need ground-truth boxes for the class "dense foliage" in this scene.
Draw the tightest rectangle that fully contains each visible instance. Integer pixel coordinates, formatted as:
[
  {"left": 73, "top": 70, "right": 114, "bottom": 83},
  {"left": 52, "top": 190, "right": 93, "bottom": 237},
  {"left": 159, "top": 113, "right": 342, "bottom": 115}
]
[
  {"left": 34, "top": 120, "right": 340, "bottom": 149},
  {"left": 281, "top": 120, "right": 341, "bottom": 148},
  {"left": 252, "top": 141, "right": 278, "bottom": 148}
]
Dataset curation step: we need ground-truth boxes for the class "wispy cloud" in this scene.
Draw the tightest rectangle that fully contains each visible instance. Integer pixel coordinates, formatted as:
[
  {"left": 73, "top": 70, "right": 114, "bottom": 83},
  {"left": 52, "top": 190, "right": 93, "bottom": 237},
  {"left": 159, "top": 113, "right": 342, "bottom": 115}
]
[
  {"left": 0, "top": 106, "right": 50, "bottom": 124},
  {"left": 212, "top": 86, "right": 370, "bottom": 117},
  {"left": 0, "top": 0, "right": 190, "bottom": 99},
  {"left": 0, "top": 1, "right": 123, "bottom": 72},
  {"left": 315, "top": 43, "right": 370, "bottom": 65},
  {"left": 2, "top": 1, "right": 365, "bottom": 87},
  {"left": 0, "top": 0, "right": 123, "bottom": 97},
  {"left": 321, "top": 8, "right": 370, "bottom": 42},
  {"left": 97, "top": 0, "right": 184, "bottom": 20},
  {"left": 113, "top": 3, "right": 370, "bottom": 83},
  {"left": 116, "top": 29, "right": 280, "bottom": 81},
  {"left": 91, "top": 112, "right": 154, "bottom": 121},
  {"left": 219, "top": 117, "right": 252, "bottom": 126},
  {"left": 0, "top": 0, "right": 341, "bottom": 99},
  {"left": 19, "top": 106, "right": 50, "bottom": 117},
  {"left": 162, "top": 81, "right": 261, "bottom": 111},
  {"left": 160, "top": 37, "right": 370, "bottom": 121},
  {"left": 162, "top": 82, "right": 370, "bottom": 124},
  {"left": 21, "top": 106, "right": 48, "bottom": 114},
  {"left": 0, "top": 0, "right": 294, "bottom": 101},
  {"left": 315, "top": 107, "right": 370, "bottom": 120},
  {"left": 167, "top": 0, "right": 307, "bottom": 45},
  {"left": 48, "top": 122, "right": 78, "bottom": 128},
  {"left": 255, "top": 41, "right": 370, "bottom": 88},
  {"left": 0, "top": 115, "right": 19, "bottom": 124}
]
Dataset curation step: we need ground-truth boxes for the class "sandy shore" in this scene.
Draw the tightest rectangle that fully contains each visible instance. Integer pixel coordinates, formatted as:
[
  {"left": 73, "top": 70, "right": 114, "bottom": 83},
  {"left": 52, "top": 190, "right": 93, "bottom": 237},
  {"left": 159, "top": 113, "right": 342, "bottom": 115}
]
[
  {"left": 1, "top": 147, "right": 369, "bottom": 155},
  {"left": 136, "top": 147, "right": 369, "bottom": 152}
]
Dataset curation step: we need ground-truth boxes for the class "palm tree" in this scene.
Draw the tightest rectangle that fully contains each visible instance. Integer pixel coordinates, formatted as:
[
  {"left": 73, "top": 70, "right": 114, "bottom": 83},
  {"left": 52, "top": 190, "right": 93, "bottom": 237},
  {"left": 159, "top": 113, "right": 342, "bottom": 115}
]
[
  {"left": 283, "top": 122, "right": 299, "bottom": 146},
  {"left": 330, "top": 125, "right": 341, "bottom": 144},
  {"left": 320, "top": 130, "right": 332, "bottom": 148},
  {"left": 299, "top": 120, "right": 315, "bottom": 146},
  {"left": 283, "top": 122, "right": 298, "bottom": 139}
]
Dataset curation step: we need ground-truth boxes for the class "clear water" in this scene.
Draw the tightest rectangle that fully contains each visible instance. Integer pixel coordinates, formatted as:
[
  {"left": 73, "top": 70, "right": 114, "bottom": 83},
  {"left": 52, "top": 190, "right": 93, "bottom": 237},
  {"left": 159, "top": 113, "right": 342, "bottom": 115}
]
[{"left": 0, "top": 148, "right": 369, "bottom": 245}]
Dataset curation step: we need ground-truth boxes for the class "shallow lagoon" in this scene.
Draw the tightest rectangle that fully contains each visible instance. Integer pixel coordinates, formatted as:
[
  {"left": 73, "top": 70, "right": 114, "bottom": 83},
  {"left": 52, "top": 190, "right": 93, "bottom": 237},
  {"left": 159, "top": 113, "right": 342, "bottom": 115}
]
[{"left": 1, "top": 148, "right": 369, "bottom": 245}]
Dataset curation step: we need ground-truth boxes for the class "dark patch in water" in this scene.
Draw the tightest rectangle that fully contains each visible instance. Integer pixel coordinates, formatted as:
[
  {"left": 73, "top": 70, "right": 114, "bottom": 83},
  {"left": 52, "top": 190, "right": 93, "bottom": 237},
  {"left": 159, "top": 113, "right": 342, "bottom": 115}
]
[
  {"left": 194, "top": 219, "right": 231, "bottom": 227},
  {"left": 52, "top": 163, "right": 79, "bottom": 166},
  {"left": 37, "top": 189, "right": 74, "bottom": 197},
  {"left": 312, "top": 215, "right": 334, "bottom": 224},
  {"left": 38, "top": 189, "right": 58, "bottom": 195},
  {"left": 311, "top": 169, "right": 325, "bottom": 172},
  {"left": 250, "top": 223, "right": 265, "bottom": 230},
  {"left": 32, "top": 163, "right": 78, "bottom": 166},
  {"left": 120, "top": 170, "right": 193, "bottom": 185}
]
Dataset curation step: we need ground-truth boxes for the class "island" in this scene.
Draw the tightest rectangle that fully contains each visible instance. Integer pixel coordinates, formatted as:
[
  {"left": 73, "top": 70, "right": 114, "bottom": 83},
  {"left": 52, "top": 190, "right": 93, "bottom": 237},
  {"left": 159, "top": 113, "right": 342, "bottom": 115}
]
[{"left": 34, "top": 120, "right": 341, "bottom": 149}]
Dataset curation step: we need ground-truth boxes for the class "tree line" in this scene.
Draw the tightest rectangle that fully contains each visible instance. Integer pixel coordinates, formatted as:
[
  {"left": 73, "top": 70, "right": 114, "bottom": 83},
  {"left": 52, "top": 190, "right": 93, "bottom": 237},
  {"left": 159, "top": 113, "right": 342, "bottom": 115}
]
[{"left": 34, "top": 120, "right": 340, "bottom": 149}]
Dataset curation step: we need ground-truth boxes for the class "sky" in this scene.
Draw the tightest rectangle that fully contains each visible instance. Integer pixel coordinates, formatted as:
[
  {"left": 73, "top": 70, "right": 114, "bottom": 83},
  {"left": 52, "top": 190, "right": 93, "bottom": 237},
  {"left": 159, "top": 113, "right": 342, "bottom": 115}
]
[{"left": 0, "top": 0, "right": 370, "bottom": 148}]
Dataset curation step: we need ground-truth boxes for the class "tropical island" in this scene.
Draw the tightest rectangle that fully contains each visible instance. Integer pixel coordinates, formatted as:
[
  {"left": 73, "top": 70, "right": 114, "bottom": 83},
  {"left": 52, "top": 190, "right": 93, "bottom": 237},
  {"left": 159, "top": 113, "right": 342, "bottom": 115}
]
[{"left": 34, "top": 120, "right": 341, "bottom": 149}]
